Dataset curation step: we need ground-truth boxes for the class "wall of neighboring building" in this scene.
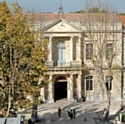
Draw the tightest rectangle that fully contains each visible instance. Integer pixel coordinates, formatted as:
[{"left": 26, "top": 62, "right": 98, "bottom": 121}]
[{"left": 119, "top": 16, "right": 125, "bottom": 98}]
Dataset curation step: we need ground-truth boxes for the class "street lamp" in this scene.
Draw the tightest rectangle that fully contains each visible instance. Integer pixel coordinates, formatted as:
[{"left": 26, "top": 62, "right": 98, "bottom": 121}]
[{"left": 84, "top": 109, "right": 87, "bottom": 121}]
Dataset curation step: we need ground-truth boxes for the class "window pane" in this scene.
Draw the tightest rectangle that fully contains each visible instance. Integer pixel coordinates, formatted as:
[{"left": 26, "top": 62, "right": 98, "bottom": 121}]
[
  {"left": 90, "top": 80, "right": 93, "bottom": 90},
  {"left": 106, "top": 44, "right": 113, "bottom": 60},
  {"left": 62, "top": 48, "right": 66, "bottom": 60},
  {"left": 86, "top": 76, "right": 93, "bottom": 91},
  {"left": 56, "top": 41, "right": 66, "bottom": 66},
  {"left": 86, "top": 44, "right": 93, "bottom": 60}
]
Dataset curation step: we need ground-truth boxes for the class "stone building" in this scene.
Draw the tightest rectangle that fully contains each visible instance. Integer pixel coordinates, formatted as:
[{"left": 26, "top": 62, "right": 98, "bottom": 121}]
[
  {"left": 38, "top": 13, "right": 124, "bottom": 103},
  {"left": 119, "top": 15, "right": 125, "bottom": 99}
]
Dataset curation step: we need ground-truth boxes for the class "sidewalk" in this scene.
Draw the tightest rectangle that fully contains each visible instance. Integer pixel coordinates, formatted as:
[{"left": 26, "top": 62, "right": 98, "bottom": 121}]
[
  {"left": 34, "top": 99, "right": 122, "bottom": 124},
  {"left": 37, "top": 101, "right": 97, "bottom": 124}
]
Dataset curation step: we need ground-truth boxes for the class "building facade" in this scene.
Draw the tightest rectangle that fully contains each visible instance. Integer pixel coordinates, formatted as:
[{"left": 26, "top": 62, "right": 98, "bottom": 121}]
[
  {"left": 38, "top": 13, "right": 124, "bottom": 103},
  {"left": 119, "top": 15, "right": 125, "bottom": 99}
]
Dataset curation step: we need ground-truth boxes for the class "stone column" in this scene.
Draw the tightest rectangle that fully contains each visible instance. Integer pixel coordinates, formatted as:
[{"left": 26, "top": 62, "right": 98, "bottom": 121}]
[
  {"left": 67, "top": 74, "right": 74, "bottom": 101},
  {"left": 76, "top": 37, "right": 81, "bottom": 61},
  {"left": 48, "top": 37, "right": 52, "bottom": 61},
  {"left": 70, "top": 37, "right": 73, "bottom": 61},
  {"left": 77, "top": 74, "right": 82, "bottom": 99},
  {"left": 48, "top": 74, "right": 54, "bottom": 103},
  {"left": 40, "top": 87, "right": 45, "bottom": 102},
  {"left": 47, "top": 37, "right": 53, "bottom": 67}
]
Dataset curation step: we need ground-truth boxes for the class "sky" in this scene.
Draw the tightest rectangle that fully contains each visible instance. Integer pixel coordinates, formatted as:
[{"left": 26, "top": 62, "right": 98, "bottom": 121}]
[{"left": 0, "top": 0, "right": 125, "bottom": 13}]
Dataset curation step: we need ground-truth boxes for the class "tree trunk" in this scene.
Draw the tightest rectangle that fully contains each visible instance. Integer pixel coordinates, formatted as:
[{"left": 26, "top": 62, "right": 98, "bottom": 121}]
[
  {"left": 94, "top": 65, "right": 111, "bottom": 121},
  {"left": 6, "top": 86, "right": 11, "bottom": 117},
  {"left": 94, "top": 65, "right": 106, "bottom": 97},
  {"left": 102, "top": 90, "right": 111, "bottom": 121}
]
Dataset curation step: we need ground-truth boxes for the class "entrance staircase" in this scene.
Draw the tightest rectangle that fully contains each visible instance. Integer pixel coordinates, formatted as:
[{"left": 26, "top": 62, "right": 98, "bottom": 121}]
[{"left": 38, "top": 98, "right": 72, "bottom": 112}]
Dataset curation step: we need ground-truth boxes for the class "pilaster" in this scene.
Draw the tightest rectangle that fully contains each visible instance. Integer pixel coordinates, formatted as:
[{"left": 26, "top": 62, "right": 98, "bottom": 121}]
[
  {"left": 76, "top": 36, "right": 81, "bottom": 61},
  {"left": 70, "top": 36, "right": 82, "bottom": 67},
  {"left": 70, "top": 36, "right": 73, "bottom": 61}
]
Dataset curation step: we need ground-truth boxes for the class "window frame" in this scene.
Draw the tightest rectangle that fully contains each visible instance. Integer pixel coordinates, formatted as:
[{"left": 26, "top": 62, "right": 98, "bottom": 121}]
[
  {"left": 56, "top": 41, "right": 66, "bottom": 66},
  {"left": 85, "top": 76, "right": 94, "bottom": 92},
  {"left": 106, "top": 43, "right": 113, "bottom": 60},
  {"left": 86, "top": 44, "right": 93, "bottom": 60},
  {"left": 105, "top": 75, "right": 113, "bottom": 91}
]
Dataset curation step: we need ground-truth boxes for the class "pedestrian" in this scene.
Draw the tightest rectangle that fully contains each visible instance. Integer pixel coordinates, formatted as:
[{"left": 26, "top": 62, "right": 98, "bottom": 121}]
[
  {"left": 70, "top": 109, "right": 73, "bottom": 119},
  {"left": 28, "top": 119, "right": 32, "bottom": 124},
  {"left": 67, "top": 108, "right": 71, "bottom": 118},
  {"left": 58, "top": 107, "right": 61, "bottom": 118},
  {"left": 31, "top": 107, "right": 36, "bottom": 124},
  {"left": 31, "top": 116, "right": 36, "bottom": 124},
  {"left": 73, "top": 109, "right": 76, "bottom": 118}
]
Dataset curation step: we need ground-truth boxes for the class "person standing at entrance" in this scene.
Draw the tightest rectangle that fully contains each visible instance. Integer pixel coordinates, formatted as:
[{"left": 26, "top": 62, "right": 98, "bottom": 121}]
[
  {"left": 67, "top": 108, "right": 73, "bottom": 119},
  {"left": 67, "top": 108, "right": 71, "bottom": 117},
  {"left": 58, "top": 107, "right": 61, "bottom": 118},
  {"left": 73, "top": 109, "right": 76, "bottom": 118},
  {"left": 70, "top": 109, "right": 73, "bottom": 119}
]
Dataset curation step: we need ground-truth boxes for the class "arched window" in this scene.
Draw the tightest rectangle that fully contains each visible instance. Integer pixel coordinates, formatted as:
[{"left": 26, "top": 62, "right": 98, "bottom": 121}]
[{"left": 56, "top": 41, "right": 66, "bottom": 66}]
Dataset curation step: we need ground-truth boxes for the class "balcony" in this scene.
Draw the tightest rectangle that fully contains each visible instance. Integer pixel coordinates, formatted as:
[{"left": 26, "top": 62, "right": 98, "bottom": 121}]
[
  {"left": 46, "top": 60, "right": 82, "bottom": 68},
  {"left": 56, "top": 61, "right": 68, "bottom": 67}
]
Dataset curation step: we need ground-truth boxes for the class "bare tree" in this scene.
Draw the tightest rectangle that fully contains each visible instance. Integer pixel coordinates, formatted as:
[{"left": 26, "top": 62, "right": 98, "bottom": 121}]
[{"left": 83, "top": 0, "right": 122, "bottom": 121}]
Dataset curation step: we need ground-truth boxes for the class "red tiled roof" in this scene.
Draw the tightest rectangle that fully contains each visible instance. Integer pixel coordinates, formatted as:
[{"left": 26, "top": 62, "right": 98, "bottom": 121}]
[
  {"left": 36, "top": 12, "right": 119, "bottom": 23},
  {"left": 119, "top": 16, "right": 125, "bottom": 27},
  {"left": 37, "top": 13, "right": 84, "bottom": 21}
]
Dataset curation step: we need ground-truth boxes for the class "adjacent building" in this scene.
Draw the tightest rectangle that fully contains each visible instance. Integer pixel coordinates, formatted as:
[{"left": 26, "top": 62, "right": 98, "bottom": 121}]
[{"left": 119, "top": 15, "right": 125, "bottom": 99}]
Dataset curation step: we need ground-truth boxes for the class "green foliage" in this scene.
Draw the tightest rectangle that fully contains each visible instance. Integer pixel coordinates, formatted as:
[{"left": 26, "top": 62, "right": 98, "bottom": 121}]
[
  {"left": 70, "top": 10, "right": 85, "bottom": 13},
  {"left": 122, "top": 114, "right": 125, "bottom": 122},
  {"left": 0, "top": 1, "right": 48, "bottom": 117},
  {"left": 118, "top": 113, "right": 125, "bottom": 122},
  {"left": 70, "top": 8, "right": 108, "bottom": 13},
  {"left": 119, "top": 13, "right": 125, "bottom": 15},
  {"left": 88, "top": 7, "right": 108, "bottom": 13}
]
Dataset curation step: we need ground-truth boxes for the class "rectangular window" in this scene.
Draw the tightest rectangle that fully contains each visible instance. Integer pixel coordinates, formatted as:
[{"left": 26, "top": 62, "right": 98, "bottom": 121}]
[
  {"left": 106, "top": 44, "right": 113, "bottom": 60},
  {"left": 86, "top": 44, "right": 93, "bottom": 60},
  {"left": 57, "top": 41, "right": 66, "bottom": 66},
  {"left": 86, "top": 76, "right": 93, "bottom": 91}
]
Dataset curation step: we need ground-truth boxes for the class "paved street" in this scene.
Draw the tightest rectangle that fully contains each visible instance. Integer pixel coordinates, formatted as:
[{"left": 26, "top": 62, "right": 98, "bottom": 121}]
[
  {"left": 37, "top": 99, "right": 97, "bottom": 124},
  {"left": 26, "top": 99, "right": 122, "bottom": 124}
]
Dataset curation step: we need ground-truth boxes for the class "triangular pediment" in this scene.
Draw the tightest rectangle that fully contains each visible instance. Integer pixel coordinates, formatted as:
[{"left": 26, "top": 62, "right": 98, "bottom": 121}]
[{"left": 43, "top": 18, "right": 80, "bottom": 33}]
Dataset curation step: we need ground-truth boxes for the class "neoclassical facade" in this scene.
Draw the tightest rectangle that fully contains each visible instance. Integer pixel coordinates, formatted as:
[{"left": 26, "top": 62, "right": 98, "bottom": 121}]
[{"left": 39, "top": 13, "right": 124, "bottom": 103}]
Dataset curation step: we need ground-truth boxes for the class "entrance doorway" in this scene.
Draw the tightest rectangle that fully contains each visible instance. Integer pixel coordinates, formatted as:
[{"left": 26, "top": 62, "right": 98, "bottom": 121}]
[{"left": 54, "top": 77, "right": 67, "bottom": 101}]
